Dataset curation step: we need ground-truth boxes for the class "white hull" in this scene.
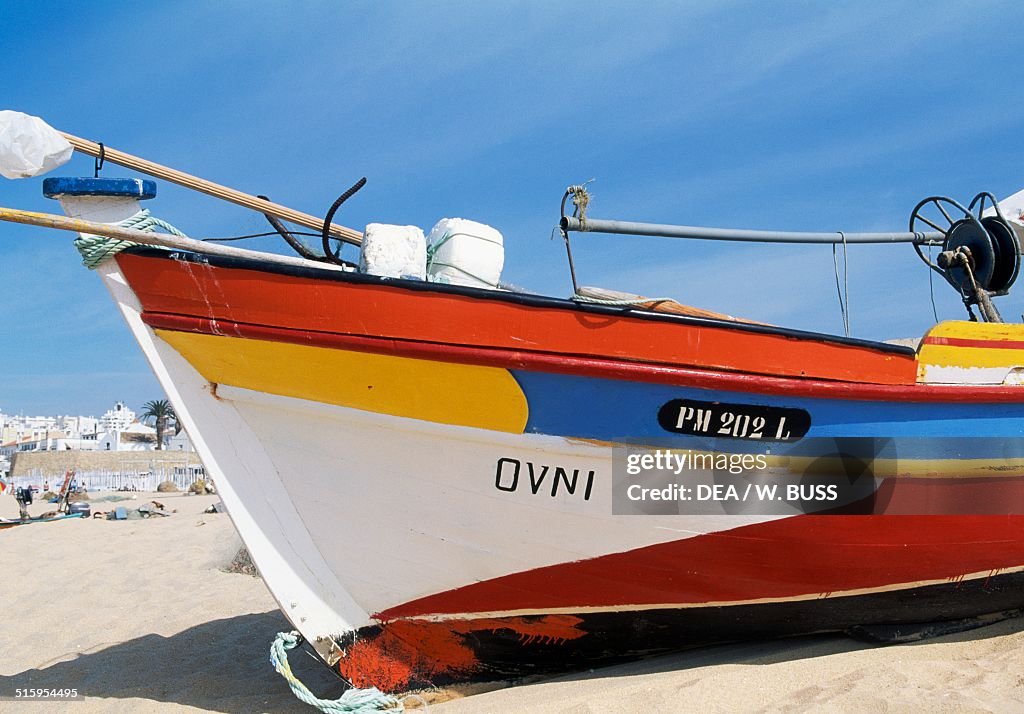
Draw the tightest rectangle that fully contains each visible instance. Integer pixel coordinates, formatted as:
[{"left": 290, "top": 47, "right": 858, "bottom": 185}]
[{"left": 97, "top": 262, "right": 770, "bottom": 643}]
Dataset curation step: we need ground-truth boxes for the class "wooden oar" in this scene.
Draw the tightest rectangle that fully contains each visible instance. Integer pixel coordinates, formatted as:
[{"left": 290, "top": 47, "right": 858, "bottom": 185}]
[
  {"left": 0, "top": 205, "right": 345, "bottom": 271},
  {"left": 59, "top": 132, "right": 364, "bottom": 246}
]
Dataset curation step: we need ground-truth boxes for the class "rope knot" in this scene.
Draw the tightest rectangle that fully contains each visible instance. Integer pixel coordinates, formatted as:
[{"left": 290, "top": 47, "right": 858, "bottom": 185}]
[
  {"left": 73, "top": 208, "right": 188, "bottom": 269},
  {"left": 566, "top": 180, "right": 594, "bottom": 221}
]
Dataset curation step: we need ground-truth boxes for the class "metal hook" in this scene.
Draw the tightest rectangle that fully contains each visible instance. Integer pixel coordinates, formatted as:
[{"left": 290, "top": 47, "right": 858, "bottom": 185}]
[
  {"left": 558, "top": 185, "right": 585, "bottom": 295},
  {"left": 94, "top": 143, "right": 105, "bottom": 178}
]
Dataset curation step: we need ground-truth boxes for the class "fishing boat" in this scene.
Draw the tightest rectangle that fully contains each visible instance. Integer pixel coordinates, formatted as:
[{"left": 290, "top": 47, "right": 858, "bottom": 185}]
[
  {"left": 0, "top": 512, "right": 84, "bottom": 530},
  {"left": 1, "top": 470, "right": 87, "bottom": 530},
  {"left": 2, "top": 114, "right": 1024, "bottom": 697}
]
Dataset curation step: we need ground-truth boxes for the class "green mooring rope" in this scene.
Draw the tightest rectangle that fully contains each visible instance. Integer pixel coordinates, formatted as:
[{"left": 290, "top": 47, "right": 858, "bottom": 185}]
[
  {"left": 73, "top": 208, "right": 188, "bottom": 269},
  {"left": 270, "top": 631, "right": 407, "bottom": 713}
]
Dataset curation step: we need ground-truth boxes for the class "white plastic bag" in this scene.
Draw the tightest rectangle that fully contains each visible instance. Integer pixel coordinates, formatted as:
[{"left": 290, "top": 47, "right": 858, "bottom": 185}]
[{"left": 0, "top": 111, "right": 74, "bottom": 179}]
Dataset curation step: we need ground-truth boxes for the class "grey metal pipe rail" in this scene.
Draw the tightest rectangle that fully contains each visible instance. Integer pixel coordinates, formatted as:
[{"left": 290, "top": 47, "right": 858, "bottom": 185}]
[{"left": 560, "top": 216, "right": 944, "bottom": 245}]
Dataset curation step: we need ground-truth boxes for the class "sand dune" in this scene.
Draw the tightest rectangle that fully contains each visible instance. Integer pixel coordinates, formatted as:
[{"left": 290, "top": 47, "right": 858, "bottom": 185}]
[{"left": 2, "top": 492, "right": 1022, "bottom": 713}]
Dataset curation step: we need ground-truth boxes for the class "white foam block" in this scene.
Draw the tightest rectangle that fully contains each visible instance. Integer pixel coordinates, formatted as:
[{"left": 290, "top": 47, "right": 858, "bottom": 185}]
[
  {"left": 426, "top": 217, "right": 504, "bottom": 288},
  {"left": 994, "top": 187, "right": 1024, "bottom": 226},
  {"left": 358, "top": 223, "right": 426, "bottom": 280}
]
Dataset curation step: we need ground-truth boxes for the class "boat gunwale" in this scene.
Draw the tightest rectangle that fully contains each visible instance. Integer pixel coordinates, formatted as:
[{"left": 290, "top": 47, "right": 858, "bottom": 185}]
[{"left": 123, "top": 247, "right": 917, "bottom": 358}]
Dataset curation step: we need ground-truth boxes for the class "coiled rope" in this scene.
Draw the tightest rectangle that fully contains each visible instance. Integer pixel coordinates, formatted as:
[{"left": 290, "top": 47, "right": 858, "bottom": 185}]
[
  {"left": 270, "top": 631, "right": 410, "bottom": 713},
  {"left": 570, "top": 292, "right": 677, "bottom": 306},
  {"left": 73, "top": 208, "right": 187, "bottom": 269}
]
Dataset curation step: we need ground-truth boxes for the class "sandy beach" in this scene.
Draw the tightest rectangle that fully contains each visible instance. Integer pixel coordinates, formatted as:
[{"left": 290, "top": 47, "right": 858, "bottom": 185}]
[{"left": 2, "top": 491, "right": 1022, "bottom": 713}]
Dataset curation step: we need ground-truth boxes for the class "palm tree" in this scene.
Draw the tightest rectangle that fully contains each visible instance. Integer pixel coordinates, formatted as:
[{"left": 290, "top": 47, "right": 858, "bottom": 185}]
[{"left": 141, "top": 399, "right": 176, "bottom": 451}]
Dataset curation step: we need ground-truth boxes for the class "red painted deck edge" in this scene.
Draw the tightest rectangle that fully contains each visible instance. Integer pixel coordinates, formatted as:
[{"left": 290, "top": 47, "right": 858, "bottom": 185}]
[
  {"left": 117, "top": 252, "right": 918, "bottom": 386},
  {"left": 143, "top": 312, "right": 1024, "bottom": 403},
  {"left": 923, "top": 336, "right": 1024, "bottom": 350}
]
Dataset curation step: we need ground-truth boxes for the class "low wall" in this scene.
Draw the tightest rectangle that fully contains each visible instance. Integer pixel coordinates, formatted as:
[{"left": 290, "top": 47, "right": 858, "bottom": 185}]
[{"left": 10, "top": 450, "right": 206, "bottom": 491}]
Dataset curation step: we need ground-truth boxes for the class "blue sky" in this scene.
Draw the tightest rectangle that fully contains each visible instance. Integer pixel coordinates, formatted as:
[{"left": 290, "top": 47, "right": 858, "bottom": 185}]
[{"left": 1, "top": 1, "right": 1022, "bottom": 416}]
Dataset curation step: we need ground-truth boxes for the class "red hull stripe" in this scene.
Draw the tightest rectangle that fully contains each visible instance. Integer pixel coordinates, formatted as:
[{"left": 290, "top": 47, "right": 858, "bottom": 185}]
[
  {"left": 376, "top": 514, "right": 1024, "bottom": 621},
  {"left": 143, "top": 312, "right": 1024, "bottom": 403},
  {"left": 116, "top": 252, "right": 918, "bottom": 385},
  {"left": 923, "top": 336, "right": 1024, "bottom": 350}
]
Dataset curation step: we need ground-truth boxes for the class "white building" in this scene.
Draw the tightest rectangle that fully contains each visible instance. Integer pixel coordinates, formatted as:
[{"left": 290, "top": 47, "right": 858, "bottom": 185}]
[
  {"left": 0, "top": 437, "right": 13, "bottom": 478},
  {"left": 2, "top": 430, "right": 101, "bottom": 454},
  {"left": 1, "top": 415, "right": 59, "bottom": 445},
  {"left": 97, "top": 422, "right": 158, "bottom": 452},
  {"left": 0, "top": 401, "right": 192, "bottom": 456},
  {"left": 165, "top": 430, "right": 196, "bottom": 452},
  {"left": 0, "top": 439, "right": 17, "bottom": 460},
  {"left": 0, "top": 411, "right": 100, "bottom": 444},
  {"left": 59, "top": 415, "right": 101, "bottom": 438},
  {"left": 100, "top": 401, "right": 137, "bottom": 432}
]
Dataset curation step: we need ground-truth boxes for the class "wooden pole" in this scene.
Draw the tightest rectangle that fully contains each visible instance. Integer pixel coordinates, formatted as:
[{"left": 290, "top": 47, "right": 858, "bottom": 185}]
[
  {"left": 575, "top": 286, "right": 757, "bottom": 323},
  {"left": 0, "top": 205, "right": 346, "bottom": 271},
  {"left": 59, "top": 132, "right": 364, "bottom": 246}
]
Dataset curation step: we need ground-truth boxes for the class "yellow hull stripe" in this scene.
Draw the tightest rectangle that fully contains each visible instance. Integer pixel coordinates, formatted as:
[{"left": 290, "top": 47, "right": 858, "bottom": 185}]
[
  {"left": 156, "top": 330, "right": 529, "bottom": 433},
  {"left": 926, "top": 322, "right": 1024, "bottom": 342},
  {"left": 918, "top": 321, "right": 1024, "bottom": 379},
  {"left": 919, "top": 346, "right": 1024, "bottom": 369}
]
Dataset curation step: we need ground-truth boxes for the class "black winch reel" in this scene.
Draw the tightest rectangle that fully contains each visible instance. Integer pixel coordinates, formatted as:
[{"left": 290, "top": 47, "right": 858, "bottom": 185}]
[{"left": 910, "top": 193, "right": 1022, "bottom": 321}]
